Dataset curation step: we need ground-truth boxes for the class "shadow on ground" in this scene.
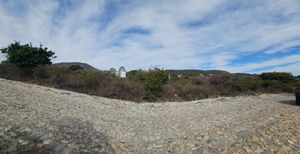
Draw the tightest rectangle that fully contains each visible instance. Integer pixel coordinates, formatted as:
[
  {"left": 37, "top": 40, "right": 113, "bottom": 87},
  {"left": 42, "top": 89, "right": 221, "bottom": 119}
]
[
  {"left": 0, "top": 118, "right": 115, "bottom": 154},
  {"left": 278, "top": 100, "right": 298, "bottom": 106}
]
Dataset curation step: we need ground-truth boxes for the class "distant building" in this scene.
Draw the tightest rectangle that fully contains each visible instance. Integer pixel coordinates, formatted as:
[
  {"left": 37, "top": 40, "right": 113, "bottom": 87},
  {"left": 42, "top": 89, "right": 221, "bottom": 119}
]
[{"left": 118, "top": 66, "right": 126, "bottom": 78}]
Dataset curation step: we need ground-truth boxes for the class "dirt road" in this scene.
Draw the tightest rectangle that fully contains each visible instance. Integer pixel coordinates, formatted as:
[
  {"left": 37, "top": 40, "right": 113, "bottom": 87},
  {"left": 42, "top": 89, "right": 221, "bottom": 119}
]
[{"left": 0, "top": 78, "right": 299, "bottom": 153}]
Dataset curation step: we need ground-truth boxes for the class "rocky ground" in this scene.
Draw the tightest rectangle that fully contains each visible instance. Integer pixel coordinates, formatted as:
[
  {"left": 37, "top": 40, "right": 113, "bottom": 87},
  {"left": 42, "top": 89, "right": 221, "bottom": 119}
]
[{"left": 0, "top": 78, "right": 299, "bottom": 154}]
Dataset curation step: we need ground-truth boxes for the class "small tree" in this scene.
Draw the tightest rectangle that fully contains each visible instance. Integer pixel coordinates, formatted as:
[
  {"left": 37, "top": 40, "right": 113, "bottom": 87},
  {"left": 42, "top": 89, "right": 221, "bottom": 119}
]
[
  {"left": 0, "top": 42, "right": 56, "bottom": 69},
  {"left": 109, "top": 67, "right": 117, "bottom": 76},
  {"left": 144, "top": 68, "right": 168, "bottom": 101}
]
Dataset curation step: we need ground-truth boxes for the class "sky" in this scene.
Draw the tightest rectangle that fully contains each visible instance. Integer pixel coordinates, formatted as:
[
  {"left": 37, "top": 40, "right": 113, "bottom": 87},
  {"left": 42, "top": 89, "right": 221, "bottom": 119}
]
[{"left": 0, "top": 0, "right": 300, "bottom": 75}]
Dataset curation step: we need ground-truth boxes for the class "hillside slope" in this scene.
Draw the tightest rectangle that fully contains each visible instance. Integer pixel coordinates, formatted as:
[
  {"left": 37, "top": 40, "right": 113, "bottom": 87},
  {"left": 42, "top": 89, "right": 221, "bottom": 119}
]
[
  {"left": 53, "top": 62, "right": 100, "bottom": 72},
  {"left": 0, "top": 78, "right": 299, "bottom": 153}
]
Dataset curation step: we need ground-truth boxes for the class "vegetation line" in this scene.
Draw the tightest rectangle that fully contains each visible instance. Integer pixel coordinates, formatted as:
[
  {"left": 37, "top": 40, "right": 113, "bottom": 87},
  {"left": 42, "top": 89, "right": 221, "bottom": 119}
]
[{"left": 1, "top": 42, "right": 299, "bottom": 102}]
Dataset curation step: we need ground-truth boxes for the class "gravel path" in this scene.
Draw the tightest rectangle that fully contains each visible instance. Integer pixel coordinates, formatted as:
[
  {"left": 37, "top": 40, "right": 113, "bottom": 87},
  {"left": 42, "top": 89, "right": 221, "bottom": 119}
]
[{"left": 0, "top": 78, "right": 299, "bottom": 153}]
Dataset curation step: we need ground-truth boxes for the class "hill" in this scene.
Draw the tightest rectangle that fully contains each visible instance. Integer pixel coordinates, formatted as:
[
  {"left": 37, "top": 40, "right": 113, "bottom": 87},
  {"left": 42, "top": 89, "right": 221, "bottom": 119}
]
[{"left": 52, "top": 62, "right": 100, "bottom": 72}]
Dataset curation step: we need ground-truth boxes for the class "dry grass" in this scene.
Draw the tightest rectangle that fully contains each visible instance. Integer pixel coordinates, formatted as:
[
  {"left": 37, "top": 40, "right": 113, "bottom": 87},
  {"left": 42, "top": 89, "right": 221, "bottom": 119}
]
[{"left": 0, "top": 64, "right": 298, "bottom": 102}]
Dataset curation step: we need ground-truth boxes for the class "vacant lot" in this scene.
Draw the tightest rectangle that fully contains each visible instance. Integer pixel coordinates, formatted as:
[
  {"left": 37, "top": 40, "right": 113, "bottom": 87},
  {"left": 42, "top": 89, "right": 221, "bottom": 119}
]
[{"left": 0, "top": 78, "right": 299, "bottom": 153}]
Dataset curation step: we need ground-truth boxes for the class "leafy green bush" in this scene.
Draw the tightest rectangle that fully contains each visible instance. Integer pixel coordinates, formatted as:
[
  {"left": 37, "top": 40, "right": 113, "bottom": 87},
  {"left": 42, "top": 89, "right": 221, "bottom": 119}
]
[
  {"left": 259, "top": 72, "right": 295, "bottom": 83},
  {"left": 143, "top": 68, "right": 169, "bottom": 101},
  {"left": 0, "top": 42, "right": 56, "bottom": 69}
]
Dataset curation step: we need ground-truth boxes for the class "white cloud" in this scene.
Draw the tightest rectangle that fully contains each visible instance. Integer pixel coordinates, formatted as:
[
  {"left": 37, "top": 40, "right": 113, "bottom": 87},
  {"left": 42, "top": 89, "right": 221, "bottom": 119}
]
[
  {"left": 225, "top": 54, "right": 300, "bottom": 73},
  {"left": 255, "top": 62, "right": 300, "bottom": 75},
  {"left": 264, "top": 40, "right": 300, "bottom": 54},
  {"left": 275, "top": 63, "right": 300, "bottom": 75},
  {"left": 0, "top": 0, "right": 300, "bottom": 74}
]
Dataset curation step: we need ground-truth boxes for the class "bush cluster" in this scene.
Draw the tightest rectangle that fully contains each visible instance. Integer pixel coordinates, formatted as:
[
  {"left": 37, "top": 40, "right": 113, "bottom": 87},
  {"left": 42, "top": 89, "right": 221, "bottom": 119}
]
[
  {"left": 1, "top": 63, "right": 298, "bottom": 102},
  {"left": 0, "top": 42, "right": 55, "bottom": 68},
  {"left": 34, "top": 66, "right": 145, "bottom": 102},
  {"left": 259, "top": 72, "right": 295, "bottom": 83},
  {"left": 143, "top": 68, "right": 169, "bottom": 101},
  {"left": 0, "top": 42, "right": 298, "bottom": 102}
]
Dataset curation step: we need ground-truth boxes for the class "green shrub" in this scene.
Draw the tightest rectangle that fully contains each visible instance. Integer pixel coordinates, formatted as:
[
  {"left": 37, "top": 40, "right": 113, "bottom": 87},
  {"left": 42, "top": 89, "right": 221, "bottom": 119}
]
[
  {"left": 261, "top": 80, "right": 293, "bottom": 92},
  {"left": 209, "top": 74, "right": 229, "bottom": 84},
  {"left": 46, "top": 67, "right": 69, "bottom": 86},
  {"left": 109, "top": 68, "right": 117, "bottom": 76},
  {"left": 163, "top": 83, "right": 213, "bottom": 101},
  {"left": 60, "top": 70, "right": 100, "bottom": 90},
  {"left": 143, "top": 68, "right": 169, "bottom": 101},
  {"left": 68, "top": 65, "right": 83, "bottom": 71},
  {"left": 0, "top": 64, "right": 22, "bottom": 80},
  {"left": 44, "top": 67, "right": 144, "bottom": 101},
  {"left": 259, "top": 72, "right": 295, "bottom": 83},
  {"left": 127, "top": 69, "right": 146, "bottom": 81},
  {"left": 216, "top": 80, "right": 242, "bottom": 96},
  {"left": 33, "top": 66, "right": 49, "bottom": 79},
  {"left": 76, "top": 72, "right": 99, "bottom": 89},
  {"left": 0, "top": 42, "right": 56, "bottom": 69},
  {"left": 236, "top": 76, "right": 263, "bottom": 92},
  {"left": 101, "top": 78, "right": 145, "bottom": 102},
  {"left": 190, "top": 77, "right": 207, "bottom": 85}
]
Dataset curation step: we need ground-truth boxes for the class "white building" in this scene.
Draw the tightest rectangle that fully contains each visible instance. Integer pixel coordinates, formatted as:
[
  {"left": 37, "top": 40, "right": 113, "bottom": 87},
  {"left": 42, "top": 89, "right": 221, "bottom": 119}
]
[{"left": 118, "top": 66, "right": 126, "bottom": 78}]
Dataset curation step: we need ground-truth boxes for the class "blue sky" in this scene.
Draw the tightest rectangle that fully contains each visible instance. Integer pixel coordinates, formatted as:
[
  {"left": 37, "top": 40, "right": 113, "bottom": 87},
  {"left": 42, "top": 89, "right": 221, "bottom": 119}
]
[{"left": 0, "top": 0, "right": 300, "bottom": 75}]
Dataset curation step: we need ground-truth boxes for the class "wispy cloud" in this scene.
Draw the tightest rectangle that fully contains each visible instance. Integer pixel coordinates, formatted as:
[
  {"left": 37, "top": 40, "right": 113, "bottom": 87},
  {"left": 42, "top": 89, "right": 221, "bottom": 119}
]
[{"left": 0, "top": 0, "right": 300, "bottom": 74}]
